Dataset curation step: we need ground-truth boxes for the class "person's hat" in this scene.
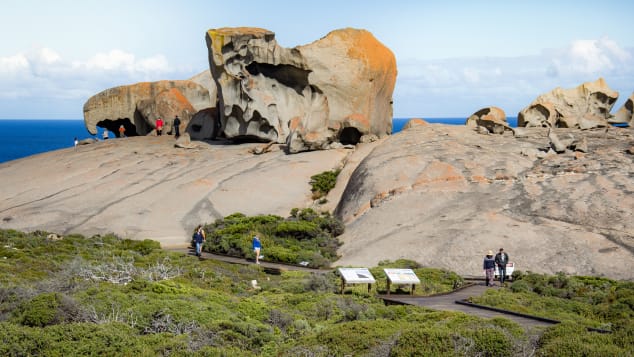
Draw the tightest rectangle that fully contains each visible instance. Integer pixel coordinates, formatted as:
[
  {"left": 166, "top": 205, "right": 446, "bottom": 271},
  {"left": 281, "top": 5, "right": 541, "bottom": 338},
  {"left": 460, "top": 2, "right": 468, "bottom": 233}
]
[
  {"left": 499, "top": 248, "right": 504, "bottom": 251},
  {"left": 487, "top": 250, "right": 493, "bottom": 255}
]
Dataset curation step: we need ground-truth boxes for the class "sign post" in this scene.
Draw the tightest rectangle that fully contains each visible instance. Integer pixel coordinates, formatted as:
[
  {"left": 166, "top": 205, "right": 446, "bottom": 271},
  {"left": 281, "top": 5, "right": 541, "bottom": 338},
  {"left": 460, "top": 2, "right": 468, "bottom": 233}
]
[
  {"left": 338, "top": 268, "right": 376, "bottom": 294},
  {"left": 383, "top": 268, "right": 421, "bottom": 295}
]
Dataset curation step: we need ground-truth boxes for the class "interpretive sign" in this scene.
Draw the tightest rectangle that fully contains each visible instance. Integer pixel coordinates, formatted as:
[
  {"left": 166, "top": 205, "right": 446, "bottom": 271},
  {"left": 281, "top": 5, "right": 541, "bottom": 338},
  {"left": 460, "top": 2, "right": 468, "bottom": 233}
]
[
  {"left": 383, "top": 268, "right": 420, "bottom": 295},
  {"left": 338, "top": 268, "right": 376, "bottom": 293}
]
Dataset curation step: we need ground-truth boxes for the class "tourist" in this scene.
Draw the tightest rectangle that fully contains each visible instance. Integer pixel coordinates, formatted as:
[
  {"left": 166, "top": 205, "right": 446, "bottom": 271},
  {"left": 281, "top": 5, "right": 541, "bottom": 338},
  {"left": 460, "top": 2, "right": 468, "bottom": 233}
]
[
  {"left": 192, "top": 225, "right": 206, "bottom": 257},
  {"left": 156, "top": 117, "right": 164, "bottom": 136},
  {"left": 74, "top": 137, "right": 78, "bottom": 148},
  {"left": 103, "top": 130, "right": 109, "bottom": 140},
  {"left": 252, "top": 235, "right": 262, "bottom": 264},
  {"left": 118, "top": 125, "right": 126, "bottom": 137},
  {"left": 495, "top": 248, "right": 510, "bottom": 285},
  {"left": 173, "top": 115, "right": 181, "bottom": 138},
  {"left": 483, "top": 250, "right": 496, "bottom": 287}
]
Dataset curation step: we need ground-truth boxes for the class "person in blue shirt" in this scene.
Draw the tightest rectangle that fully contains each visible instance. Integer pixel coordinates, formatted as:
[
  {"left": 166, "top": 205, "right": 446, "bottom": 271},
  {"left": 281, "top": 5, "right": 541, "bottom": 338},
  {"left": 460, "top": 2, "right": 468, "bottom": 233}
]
[
  {"left": 252, "top": 235, "right": 262, "bottom": 264},
  {"left": 192, "top": 225, "right": 206, "bottom": 257}
]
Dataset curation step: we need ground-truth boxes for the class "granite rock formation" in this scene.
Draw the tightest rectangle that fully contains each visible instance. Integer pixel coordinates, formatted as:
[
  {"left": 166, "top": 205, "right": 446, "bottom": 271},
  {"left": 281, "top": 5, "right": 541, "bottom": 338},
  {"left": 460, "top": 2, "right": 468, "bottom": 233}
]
[
  {"left": 402, "top": 118, "right": 428, "bottom": 130},
  {"left": 518, "top": 78, "right": 619, "bottom": 129},
  {"left": 1, "top": 124, "right": 632, "bottom": 279},
  {"left": 333, "top": 124, "right": 634, "bottom": 280},
  {"left": 465, "top": 107, "right": 509, "bottom": 134},
  {"left": 206, "top": 27, "right": 397, "bottom": 153},
  {"left": 83, "top": 80, "right": 212, "bottom": 137},
  {"left": 610, "top": 93, "right": 634, "bottom": 126}
]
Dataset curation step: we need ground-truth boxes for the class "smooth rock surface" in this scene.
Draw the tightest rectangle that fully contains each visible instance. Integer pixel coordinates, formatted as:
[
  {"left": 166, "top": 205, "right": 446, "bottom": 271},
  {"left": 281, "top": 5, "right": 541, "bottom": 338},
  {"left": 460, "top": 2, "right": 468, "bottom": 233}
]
[
  {"left": 1, "top": 125, "right": 632, "bottom": 280},
  {"left": 0, "top": 136, "right": 348, "bottom": 248},
  {"left": 334, "top": 124, "right": 634, "bottom": 280}
]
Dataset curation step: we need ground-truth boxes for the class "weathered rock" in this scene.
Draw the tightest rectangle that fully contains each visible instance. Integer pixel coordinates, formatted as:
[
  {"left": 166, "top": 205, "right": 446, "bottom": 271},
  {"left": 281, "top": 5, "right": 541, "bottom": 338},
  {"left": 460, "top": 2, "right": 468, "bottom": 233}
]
[
  {"left": 517, "top": 102, "right": 559, "bottom": 128},
  {"left": 83, "top": 80, "right": 212, "bottom": 137},
  {"left": 402, "top": 118, "right": 428, "bottom": 130},
  {"left": 466, "top": 107, "right": 509, "bottom": 134},
  {"left": 0, "top": 136, "right": 349, "bottom": 248},
  {"left": 187, "top": 107, "right": 220, "bottom": 140},
  {"left": 78, "top": 138, "right": 97, "bottom": 145},
  {"left": 205, "top": 27, "right": 396, "bottom": 153},
  {"left": 548, "top": 128, "right": 569, "bottom": 153},
  {"left": 610, "top": 93, "right": 633, "bottom": 126},
  {"left": 334, "top": 124, "right": 634, "bottom": 280},
  {"left": 518, "top": 78, "right": 618, "bottom": 129}
]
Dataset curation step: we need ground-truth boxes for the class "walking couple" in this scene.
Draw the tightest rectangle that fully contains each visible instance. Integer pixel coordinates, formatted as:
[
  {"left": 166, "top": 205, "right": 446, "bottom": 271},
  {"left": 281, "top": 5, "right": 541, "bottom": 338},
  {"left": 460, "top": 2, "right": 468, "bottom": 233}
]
[{"left": 483, "top": 248, "right": 510, "bottom": 287}]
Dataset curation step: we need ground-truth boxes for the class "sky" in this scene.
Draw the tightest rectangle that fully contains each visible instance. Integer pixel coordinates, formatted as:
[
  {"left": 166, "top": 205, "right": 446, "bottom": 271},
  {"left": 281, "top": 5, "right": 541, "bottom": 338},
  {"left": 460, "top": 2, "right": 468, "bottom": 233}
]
[{"left": 0, "top": 0, "right": 633, "bottom": 119}]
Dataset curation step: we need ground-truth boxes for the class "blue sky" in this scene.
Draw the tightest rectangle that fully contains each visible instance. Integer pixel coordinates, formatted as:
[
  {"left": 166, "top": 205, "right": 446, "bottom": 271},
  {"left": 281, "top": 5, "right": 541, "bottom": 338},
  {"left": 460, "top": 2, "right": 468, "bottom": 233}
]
[{"left": 1, "top": 0, "right": 633, "bottom": 119}]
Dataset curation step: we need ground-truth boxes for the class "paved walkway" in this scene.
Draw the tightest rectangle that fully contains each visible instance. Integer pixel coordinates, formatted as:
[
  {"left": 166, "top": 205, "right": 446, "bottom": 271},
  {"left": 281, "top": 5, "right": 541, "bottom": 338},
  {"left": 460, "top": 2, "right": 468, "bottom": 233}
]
[{"left": 381, "top": 284, "right": 557, "bottom": 328}]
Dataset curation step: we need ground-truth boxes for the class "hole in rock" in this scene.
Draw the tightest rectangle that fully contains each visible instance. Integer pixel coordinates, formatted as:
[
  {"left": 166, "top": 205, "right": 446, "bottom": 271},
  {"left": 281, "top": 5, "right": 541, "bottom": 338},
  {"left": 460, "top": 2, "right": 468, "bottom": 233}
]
[{"left": 339, "top": 127, "right": 362, "bottom": 145}]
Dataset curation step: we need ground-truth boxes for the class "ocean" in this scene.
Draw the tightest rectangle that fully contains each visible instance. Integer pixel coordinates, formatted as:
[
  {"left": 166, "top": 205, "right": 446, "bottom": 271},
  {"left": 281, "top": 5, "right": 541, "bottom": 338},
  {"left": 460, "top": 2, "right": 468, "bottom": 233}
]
[{"left": 0, "top": 117, "right": 518, "bottom": 164}]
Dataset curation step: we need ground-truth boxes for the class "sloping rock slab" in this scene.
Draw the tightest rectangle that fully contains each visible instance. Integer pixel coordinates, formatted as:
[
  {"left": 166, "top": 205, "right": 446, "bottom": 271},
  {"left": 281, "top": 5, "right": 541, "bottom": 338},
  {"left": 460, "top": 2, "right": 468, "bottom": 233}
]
[
  {"left": 334, "top": 124, "right": 634, "bottom": 280},
  {"left": 0, "top": 137, "right": 348, "bottom": 248}
]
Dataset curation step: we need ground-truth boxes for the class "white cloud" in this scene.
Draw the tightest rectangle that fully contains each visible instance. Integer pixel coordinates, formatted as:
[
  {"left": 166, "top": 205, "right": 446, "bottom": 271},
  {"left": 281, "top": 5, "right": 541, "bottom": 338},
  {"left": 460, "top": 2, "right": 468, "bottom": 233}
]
[
  {"left": 394, "top": 37, "right": 634, "bottom": 117},
  {"left": 549, "top": 37, "right": 632, "bottom": 77},
  {"left": 0, "top": 48, "right": 185, "bottom": 100}
]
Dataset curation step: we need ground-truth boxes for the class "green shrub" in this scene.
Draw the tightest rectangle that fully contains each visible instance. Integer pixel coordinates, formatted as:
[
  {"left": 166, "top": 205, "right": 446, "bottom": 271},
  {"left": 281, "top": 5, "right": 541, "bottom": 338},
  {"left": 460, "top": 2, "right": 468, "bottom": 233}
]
[
  {"left": 309, "top": 169, "right": 340, "bottom": 199},
  {"left": 15, "top": 293, "right": 60, "bottom": 327},
  {"left": 201, "top": 210, "right": 343, "bottom": 267}
]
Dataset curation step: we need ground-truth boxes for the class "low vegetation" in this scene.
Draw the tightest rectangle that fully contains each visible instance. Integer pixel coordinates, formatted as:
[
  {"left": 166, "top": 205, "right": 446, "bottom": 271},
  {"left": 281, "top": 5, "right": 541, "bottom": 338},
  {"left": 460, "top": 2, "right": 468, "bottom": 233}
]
[
  {"left": 1, "top": 229, "right": 631, "bottom": 356},
  {"left": 469, "top": 271, "right": 634, "bottom": 355},
  {"left": 201, "top": 208, "right": 344, "bottom": 268},
  {"left": 309, "top": 169, "right": 340, "bottom": 200}
]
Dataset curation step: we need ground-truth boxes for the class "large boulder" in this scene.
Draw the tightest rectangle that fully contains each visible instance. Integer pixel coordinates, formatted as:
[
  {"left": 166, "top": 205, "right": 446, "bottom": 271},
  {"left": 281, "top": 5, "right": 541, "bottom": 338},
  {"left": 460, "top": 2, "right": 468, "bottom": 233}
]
[
  {"left": 610, "top": 92, "right": 633, "bottom": 126},
  {"left": 206, "top": 27, "right": 397, "bottom": 153},
  {"left": 83, "top": 80, "right": 212, "bottom": 137},
  {"left": 465, "top": 107, "right": 509, "bottom": 134},
  {"left": 518, "top": 78, "right": 619, "bottom": 129}
]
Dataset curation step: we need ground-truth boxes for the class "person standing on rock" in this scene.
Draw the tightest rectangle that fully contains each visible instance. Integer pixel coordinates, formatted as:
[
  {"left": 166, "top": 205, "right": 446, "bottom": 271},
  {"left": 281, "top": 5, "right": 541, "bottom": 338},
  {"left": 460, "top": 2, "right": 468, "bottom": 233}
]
[
  {"left": 103, "top": 130, "right": 109, "bottom": 140},
  {"left": 252, "top": 234, "right": 262, "bottom": 264},
  {"left": 173, "top": 115, "right": 181, "bottom": 138},
  {"left": 193, "top": 225, "right": 206, "bottom": 257},
  {"left": 483, "top": 250, "right": 496, "bottom": 287},
  {"left": 156, "top": 117, "right": 164, "bottom": 136},
  {"left": 118, "top": 125, "right": 126, "bottom": 138},
  {"left": 495, "top": 248, "right": 510, "bottom": 285}
]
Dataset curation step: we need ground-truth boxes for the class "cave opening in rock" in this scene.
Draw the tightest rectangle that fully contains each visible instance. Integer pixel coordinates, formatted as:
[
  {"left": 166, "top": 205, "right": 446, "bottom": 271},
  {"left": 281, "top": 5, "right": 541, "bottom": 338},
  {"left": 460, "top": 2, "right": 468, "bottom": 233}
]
[
  {"left": 339, "top": 127, "right": 362, "bottom": 145},
  {"left": 245, "top": 62, "right": 311, "bottom": 95},
  {"left": 97, "top": 118, "right": 138, "bottom": 138}
]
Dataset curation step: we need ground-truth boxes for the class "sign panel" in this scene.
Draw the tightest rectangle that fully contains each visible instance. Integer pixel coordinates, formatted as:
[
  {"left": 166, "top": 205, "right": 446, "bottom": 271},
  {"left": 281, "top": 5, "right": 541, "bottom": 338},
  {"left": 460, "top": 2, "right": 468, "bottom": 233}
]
[
  {"left": 384, "top": 268, "right": 421, "bottom": 284},
  {"left": 338, "top": 268, "right": 376, "bottom": 284}
]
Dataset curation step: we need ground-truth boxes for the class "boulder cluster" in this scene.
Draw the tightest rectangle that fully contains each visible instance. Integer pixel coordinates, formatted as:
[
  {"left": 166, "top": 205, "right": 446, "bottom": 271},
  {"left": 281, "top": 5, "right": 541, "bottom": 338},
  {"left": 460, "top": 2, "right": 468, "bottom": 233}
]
[
  {"left": 83, "top": 27, "right": 396, "bottom": 153},
  {"left": 466, "top": 78, "right": 632, "bottom": 136}
]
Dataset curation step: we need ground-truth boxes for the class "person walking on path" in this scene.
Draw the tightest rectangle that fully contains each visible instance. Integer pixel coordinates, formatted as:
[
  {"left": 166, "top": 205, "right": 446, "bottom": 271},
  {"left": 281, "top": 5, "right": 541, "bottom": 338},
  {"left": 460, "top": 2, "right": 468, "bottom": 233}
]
[
  {"left": 193, "top": 225, "right": 206, "bottom": 257},
  {"left": 495, "top": 248, "right": 510, "bottom": 285},
  {"left": 483, "top": 250, "right": 496, "bottom": 287},
  {"left": 156, "top": 117, "right": 164, "bottom": 136},
  {"left": 74, "top": 137, "right": 78, "bottom": 149},
  {"left": 252, "top": 235, "right": 262, "bottom": 264},
  {"left": 172, "top": 115, "right": 181, "bottom": 138},
  {"left": 118, "top": 125, "right": 126, "bottom": 138}
]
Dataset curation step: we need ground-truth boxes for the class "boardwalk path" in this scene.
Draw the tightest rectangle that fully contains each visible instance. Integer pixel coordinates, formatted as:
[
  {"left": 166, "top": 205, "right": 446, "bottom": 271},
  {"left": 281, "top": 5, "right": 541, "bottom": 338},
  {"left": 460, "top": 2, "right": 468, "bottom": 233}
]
[{"left": 168, "top": 247, "right": 557, "bottom": 328}]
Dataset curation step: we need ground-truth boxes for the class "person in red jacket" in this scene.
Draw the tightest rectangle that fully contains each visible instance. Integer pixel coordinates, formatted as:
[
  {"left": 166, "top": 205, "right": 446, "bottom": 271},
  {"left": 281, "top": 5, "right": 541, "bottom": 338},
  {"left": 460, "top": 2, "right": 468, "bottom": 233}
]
[{"left": 156, "top": 117, "right": 164, "bottom": 136}]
